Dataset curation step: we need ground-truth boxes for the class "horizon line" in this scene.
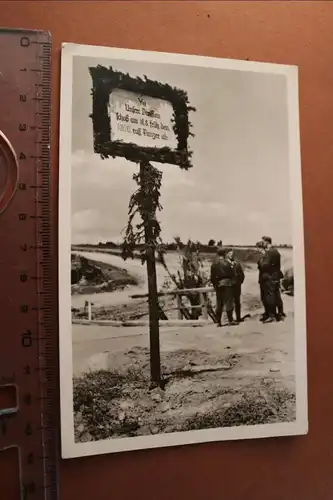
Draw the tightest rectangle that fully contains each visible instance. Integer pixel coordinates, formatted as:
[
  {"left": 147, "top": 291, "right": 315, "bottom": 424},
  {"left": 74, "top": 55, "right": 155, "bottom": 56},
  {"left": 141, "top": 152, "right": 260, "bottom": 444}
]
[{"left": 71, "top": 242, "right": 293, "bottom": 248}]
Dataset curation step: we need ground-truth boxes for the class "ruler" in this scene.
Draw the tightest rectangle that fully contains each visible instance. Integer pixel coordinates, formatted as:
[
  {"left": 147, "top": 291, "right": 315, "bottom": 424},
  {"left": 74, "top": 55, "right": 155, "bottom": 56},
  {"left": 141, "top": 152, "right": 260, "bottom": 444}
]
[{"left": 0, "top": 29, "right": 58, "bottom": 499}]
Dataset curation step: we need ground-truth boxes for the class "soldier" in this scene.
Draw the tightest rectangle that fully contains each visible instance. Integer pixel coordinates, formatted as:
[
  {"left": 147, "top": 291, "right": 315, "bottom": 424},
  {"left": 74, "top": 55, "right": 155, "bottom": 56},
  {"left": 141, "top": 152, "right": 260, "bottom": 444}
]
[
  {"left": 260, "top": 236, "right": 285, "bottom": 323},
  {"left": 225, "top": 249, "right": 245, "bottom": 323},
  {"left": 256, "top": 240, "right": 269, "bottom": 322},
  {"left": 210, "top": 248, "right": 238, "bottom": 327}
]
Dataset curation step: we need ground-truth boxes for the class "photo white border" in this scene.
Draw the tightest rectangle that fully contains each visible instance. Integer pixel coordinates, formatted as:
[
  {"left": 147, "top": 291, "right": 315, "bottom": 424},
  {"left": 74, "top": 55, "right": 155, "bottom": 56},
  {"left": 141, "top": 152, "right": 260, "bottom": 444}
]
[{"left": 59, "top": 43, "right": 308, "bottom": 459}]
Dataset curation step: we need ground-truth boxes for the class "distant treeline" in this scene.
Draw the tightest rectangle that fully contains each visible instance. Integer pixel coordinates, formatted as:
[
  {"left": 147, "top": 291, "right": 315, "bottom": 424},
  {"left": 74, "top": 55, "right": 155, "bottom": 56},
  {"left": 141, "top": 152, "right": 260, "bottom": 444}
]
[{"left": 74, "top": 240, "right": 293, "bottom": 253}]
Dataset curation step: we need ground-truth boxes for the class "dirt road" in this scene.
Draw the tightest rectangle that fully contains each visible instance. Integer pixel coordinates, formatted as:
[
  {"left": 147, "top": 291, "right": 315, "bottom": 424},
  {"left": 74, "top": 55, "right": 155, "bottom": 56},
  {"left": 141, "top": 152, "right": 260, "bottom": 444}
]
[{"left": 73, "top": 291, "right": 294, "bottom": 383}]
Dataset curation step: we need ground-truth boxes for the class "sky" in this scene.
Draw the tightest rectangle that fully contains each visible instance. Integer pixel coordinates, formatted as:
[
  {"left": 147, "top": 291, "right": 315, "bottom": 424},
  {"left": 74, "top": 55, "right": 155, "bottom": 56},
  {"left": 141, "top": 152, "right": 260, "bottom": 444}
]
[{"left": 70, "top": 54, "right": 292, "bottom": 246}]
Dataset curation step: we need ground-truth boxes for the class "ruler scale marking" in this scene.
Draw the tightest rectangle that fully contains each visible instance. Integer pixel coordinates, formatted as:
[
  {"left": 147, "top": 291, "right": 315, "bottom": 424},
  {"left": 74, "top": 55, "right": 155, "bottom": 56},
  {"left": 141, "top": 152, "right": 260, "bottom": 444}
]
[{"left": 0, "top": 29, "right": 58, "bottom": 500}]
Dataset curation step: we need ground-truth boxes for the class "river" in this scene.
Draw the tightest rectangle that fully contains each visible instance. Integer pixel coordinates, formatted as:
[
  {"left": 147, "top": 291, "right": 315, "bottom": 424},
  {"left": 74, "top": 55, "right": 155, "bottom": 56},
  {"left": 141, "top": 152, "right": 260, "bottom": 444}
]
[{"left": 71, "top": 248, "right": 293, "bottom": 310}]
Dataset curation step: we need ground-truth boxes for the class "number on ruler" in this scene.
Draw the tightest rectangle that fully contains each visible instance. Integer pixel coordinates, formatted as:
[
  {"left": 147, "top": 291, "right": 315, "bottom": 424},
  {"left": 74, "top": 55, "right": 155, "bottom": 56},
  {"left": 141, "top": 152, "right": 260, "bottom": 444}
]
[
  {"left": 20, "top": 36, "right": 30, "bottom": 47},
  {"left": 21, "top": 330, "right": 32, "bottom": 347}
]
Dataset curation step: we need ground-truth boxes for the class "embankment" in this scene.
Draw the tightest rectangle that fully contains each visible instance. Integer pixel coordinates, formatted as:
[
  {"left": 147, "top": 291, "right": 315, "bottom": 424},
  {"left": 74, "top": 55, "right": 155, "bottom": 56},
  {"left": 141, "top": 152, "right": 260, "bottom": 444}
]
[{"left": 71, "top": 253, "right": 140, "bottom": 296}]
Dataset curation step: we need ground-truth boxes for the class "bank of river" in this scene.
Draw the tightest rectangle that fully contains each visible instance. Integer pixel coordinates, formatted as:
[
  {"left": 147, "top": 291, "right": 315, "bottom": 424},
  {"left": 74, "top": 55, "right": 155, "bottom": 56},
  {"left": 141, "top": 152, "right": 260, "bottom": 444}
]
[
  {"left": 71, "top": 249, "right": 293, "bottom": 314},
  {"left": 71, "top": 251, "right": 162, "bottom": 310}
]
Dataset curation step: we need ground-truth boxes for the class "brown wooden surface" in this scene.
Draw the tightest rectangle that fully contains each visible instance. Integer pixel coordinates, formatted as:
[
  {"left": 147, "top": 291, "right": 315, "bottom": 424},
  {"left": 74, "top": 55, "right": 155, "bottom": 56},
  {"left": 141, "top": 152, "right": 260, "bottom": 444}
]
[{"left": 1, "top": 1, "right": 333, "bottom": 499}]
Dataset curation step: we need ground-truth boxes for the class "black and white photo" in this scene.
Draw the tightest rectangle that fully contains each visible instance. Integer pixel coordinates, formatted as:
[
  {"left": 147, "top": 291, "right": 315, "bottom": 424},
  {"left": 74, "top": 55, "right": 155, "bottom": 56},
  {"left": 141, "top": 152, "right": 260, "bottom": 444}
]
[{"left": 59, "top": 43, "right": 307, "bottom": 459}]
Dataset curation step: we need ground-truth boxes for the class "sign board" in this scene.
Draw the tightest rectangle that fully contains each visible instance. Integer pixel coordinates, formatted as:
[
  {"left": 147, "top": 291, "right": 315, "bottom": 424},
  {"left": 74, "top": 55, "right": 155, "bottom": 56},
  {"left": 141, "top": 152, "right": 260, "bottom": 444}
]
[
  {"left": 89, "top": 66, "right": 194, "bottom": 169},
  {"left": 109, "top": 88, "right": 177, "bottom": 150}
]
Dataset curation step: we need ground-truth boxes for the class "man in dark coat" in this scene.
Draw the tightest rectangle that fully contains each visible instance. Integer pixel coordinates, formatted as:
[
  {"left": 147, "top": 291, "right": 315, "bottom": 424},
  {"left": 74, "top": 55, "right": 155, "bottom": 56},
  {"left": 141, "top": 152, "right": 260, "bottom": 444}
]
[
  {"left": 210, "top": 248, "right": 237, "bottom": 327},
  {"left": 260, "top": 236, "right": 285, "bottom": 322},
  {"left": 225, "top": 249, "right": 245, "bottom": 323},
  {"left": 256, "top": 240, "right": 269, "bottom": 321}
]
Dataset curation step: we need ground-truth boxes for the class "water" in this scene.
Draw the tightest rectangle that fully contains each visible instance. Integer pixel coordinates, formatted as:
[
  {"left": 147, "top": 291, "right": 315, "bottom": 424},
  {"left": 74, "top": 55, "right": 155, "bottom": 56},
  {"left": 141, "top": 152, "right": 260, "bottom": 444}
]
[
  {"left": 71, "top": 251, "right": 182, "bottom": 309},
  {"left": 71, "top": 248, "right": 293, "bottom": 309}
]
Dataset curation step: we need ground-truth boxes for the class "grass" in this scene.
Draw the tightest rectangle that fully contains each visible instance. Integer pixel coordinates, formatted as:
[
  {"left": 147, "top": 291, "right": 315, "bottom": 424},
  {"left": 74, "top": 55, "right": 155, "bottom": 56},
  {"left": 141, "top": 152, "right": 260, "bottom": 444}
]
[
  {"left": 73, "top": 369, "right": 146, "bottom": 414},
  {"left": 182, "top": 389, "right": 295, "bottom": 430},
  {"left": 73, "top": 369, "right": 147, "bottom": 440},
  {"left": 73, "top": 367, "right": 296, "bottom": 442}
]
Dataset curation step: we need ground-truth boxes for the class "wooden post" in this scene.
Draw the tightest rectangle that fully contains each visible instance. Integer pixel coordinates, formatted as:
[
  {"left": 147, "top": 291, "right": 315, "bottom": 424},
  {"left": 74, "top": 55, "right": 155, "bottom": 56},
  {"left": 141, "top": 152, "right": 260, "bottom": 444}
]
[
  {"left": 88, "top": 300, "right": 92, "bottom": 321},
  {"left": 140, "top": 161, "right": 161, "bottom": 386},
  {"left": 200, "top": 293, "right": 208, "bottom": 320},
  {"left": 177, "top": 295, "right": 183, "bottom": 320}
]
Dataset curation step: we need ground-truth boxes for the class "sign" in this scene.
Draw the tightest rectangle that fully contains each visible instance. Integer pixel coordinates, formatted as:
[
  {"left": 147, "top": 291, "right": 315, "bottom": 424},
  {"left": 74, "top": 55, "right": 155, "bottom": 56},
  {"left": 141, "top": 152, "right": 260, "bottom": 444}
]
[
  {"left": 109, "top": 88, "right": 177, "bottom": 150},
  {"left": 89, "top": 65, "right": 194, "bottom": 169}
]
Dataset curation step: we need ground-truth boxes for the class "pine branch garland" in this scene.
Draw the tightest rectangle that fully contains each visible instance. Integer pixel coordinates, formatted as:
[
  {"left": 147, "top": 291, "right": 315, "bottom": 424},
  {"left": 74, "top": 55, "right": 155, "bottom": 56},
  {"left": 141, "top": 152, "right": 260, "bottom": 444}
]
[{"left": 121, "top": 163, "right": 163, "bottom": 262}]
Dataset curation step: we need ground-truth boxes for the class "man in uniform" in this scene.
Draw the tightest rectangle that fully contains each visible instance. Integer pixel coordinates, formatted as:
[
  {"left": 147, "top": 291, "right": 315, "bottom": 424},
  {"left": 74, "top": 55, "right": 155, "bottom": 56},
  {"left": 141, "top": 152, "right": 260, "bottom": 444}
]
[
  {"left": 260, "top": 236, "right": 285, "bottom": 322},
  {"left": 225, "top": 249, "right": 245, "bottom": 323},
  {"left": 210, "top": 248, "right": 238, "bottom": 327},
  {"left": 256, "top": 240, "right": 269, "bottom": 322}
]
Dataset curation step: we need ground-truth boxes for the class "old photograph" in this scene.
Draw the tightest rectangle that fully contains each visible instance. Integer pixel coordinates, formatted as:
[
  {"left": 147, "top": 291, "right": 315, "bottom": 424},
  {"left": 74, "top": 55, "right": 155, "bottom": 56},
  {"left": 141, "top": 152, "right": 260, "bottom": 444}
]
[{"left": 59, "top": 43, "right": 307, "bottom": 458}]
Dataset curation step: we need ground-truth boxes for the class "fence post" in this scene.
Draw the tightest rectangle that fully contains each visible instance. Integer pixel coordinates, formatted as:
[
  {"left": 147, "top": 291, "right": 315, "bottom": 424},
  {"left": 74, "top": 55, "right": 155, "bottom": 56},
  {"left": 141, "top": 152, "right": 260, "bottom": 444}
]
[
  {"left": 200, "top": 293, "right": 208, "bottom": 320},
  {"left": 177, "top": 295, "right": 183, "bottom": 320},
  {"left": 87, "top": 300, "right": 92, "bottom": 321}
]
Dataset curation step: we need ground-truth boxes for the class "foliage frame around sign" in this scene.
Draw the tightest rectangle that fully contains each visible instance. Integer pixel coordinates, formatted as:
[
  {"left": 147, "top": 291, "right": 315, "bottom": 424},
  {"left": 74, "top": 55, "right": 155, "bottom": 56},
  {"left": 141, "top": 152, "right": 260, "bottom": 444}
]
[{"left": 89, "top": 65, "right": 195, "bottom": 169}]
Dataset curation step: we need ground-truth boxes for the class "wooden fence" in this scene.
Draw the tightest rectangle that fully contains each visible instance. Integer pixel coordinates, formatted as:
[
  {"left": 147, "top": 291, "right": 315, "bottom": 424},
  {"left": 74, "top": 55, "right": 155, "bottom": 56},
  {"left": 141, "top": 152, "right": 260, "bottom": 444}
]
[{"left": 74, "top": 286, "right": 216, "bottom": 327}]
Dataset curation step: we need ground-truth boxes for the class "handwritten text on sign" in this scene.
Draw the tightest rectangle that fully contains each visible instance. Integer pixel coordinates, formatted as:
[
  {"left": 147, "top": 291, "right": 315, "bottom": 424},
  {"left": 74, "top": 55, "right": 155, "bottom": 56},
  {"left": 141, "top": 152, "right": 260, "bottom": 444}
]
[{"left": 109, "top": 89, "right": 177, "bottom": 150}]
